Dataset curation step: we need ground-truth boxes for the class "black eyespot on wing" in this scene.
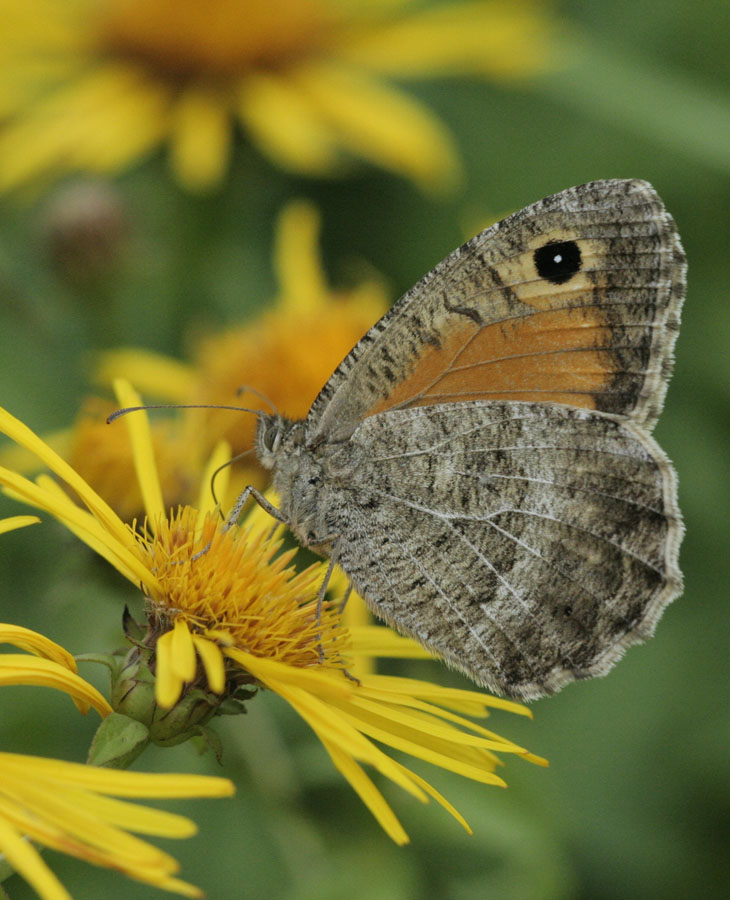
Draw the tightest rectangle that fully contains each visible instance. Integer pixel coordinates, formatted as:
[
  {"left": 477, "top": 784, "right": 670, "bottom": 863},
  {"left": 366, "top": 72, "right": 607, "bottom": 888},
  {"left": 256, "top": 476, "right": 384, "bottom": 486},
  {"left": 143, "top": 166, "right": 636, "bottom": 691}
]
[{"left": 534, "top": 240, "right": 582, "bottom": 285}]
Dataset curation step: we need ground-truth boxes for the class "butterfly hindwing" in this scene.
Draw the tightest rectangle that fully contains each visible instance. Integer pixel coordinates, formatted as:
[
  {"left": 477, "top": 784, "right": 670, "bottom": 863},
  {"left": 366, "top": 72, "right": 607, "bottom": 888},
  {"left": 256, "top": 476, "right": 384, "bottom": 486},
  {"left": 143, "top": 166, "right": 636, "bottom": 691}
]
[{"left": 326, "top": 401, "right": 682, "bottom": 699}]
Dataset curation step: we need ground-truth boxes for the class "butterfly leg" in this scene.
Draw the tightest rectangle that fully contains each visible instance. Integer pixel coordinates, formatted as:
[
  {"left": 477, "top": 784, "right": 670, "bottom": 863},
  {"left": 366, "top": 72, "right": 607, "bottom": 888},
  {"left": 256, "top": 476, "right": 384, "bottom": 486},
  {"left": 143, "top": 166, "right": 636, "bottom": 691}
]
[
  {"left": 191, "top": 485, "right": 287, "bottom": 562},
  {"left": 316, "top": 548, "right": 340, "bottom": 663},
  {"left": 339, "top": 583, "right": 353, "bottom": 615},
  {"left": 223, "top": 484, "right": 287, "bottom": 532},
  {"left": 314, "top": 543, "right": 360, "bottom": 684}
]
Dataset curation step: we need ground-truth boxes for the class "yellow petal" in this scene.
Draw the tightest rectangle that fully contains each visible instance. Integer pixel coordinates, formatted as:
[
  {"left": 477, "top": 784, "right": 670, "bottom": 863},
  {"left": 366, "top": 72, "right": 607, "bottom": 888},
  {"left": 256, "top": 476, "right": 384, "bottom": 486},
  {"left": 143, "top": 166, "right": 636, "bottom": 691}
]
[
  {"left": 0, "top": 428, "right": 71, "bottom": 476},
  {"left": 274, "top": 200, "right": 329, "bottom": 314},
  {"left": 0, "top": 468, "right": 158, "bottom": 593},
  {"left": 0, "top": 752, "right": 234, "bottom": 798},
  {"left": 339, "top": 591, "right": 375, "bottom": 679},
  {"left": 191, "top": 634, "right": 226, "bottom": 694},
  {"left": 32, "top": 474, "right": 146, "bottom": 585},
  {"left": 0, "top": 407, "right": 130, "bottom": 548},
  {"left": 0, "top": 64, "right": 168, "bottom": 191},
  {"left": 57, "top": 790, "right": 198, "bottom": 839},
  {"left": 195, "top": 441, "right": 231, "bottom": 526},
  {"left": 67, "top": 69, "right": 169, "bottom": 174},
  {"left": 331, "top": 701, "right": 507, "bottom": 786},
  {"left": 349, "top": 624, "right": 433, "bottom": 658},
  {"left": 238, "top": 70, "right": 342, "bottom": 174},
  {"left": 344, "top": 693, "right": 527, "bottom": 754},
  {"left": 319, "top": 736, "right": 410, "bottom": 845},
  {"left": 262, "top": 674, "right": 427, "bottom": 801},
  {"left": 227, "top": 647, "right": 352, "bottom": 702},
  {"left": 336, "top": 0, "right": 555, "bottom": 79},
  {"left": 290, "top": 61, "right": 461, "bottom": 192},
  {"left": 0, "top": 623, "right": 76, "bottom": 671},
  {"left": 0, "top": 514, "right": 40, "bottom": 534},
  {"left": 155, "top": 629, "right": 183, "bottom": 708},
  {"left": 1, "top": 779, "right": 180, "bottom": 873},
  {"left": 112, "top": 379, "right": 165, "bottom": 525},
  {"left": 0, "top": 815, "right": 73, "bottom": 900},
  {"left": 391, "top": 760, "right": 472, "bottom": 834},
  {"left": 0, "top": 655, "right": 111, "bottom": 717},
  {"left": 93, "top": 348, "right": 197, "bottom": 402},
  {"left": 356, "top": 683, "right": 529, "bottom": 749},
  {"left": 170, "top": 87, "right": 231, "bottom": 192},
  {"left": 358, "top": 672, "right": 533, "bottom": 718},
  {"left": 170, "top": 619, "right": 197, "bottom": 682}
]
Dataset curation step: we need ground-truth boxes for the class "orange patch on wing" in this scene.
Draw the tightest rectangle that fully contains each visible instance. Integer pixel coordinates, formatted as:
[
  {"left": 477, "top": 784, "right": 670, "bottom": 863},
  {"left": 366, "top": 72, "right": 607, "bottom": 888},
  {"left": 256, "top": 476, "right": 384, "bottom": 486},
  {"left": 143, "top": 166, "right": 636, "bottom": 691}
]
[{"left": 368, "top": 301, "right": 616, "bottom": 415}]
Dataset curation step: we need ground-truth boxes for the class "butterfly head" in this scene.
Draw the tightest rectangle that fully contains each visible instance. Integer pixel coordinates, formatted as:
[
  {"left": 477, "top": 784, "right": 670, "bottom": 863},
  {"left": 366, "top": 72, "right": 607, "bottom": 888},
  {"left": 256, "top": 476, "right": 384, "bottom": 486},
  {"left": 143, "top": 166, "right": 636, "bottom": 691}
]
[{"left": 255, "top": 412, "right": 304, "bottom": 470}]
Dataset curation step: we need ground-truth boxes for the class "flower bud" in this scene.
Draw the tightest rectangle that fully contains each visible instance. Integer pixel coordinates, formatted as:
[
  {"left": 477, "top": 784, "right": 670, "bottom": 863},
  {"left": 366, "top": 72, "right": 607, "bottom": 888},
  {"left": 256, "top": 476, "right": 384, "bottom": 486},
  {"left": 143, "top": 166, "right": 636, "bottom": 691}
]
[
  {"left": 110, "top": 638, "right": 225, "bottom": 746},
  {"left": 42, "top": 179, "right": 129, "bottom": 286}
]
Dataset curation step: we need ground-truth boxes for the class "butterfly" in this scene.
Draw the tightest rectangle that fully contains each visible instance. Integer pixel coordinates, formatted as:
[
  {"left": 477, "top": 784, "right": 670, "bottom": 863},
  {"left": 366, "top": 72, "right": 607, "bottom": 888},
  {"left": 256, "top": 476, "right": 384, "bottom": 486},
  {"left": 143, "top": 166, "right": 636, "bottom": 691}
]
[{"left": 247, "top": 179, "right": 685, "bottom": 701}]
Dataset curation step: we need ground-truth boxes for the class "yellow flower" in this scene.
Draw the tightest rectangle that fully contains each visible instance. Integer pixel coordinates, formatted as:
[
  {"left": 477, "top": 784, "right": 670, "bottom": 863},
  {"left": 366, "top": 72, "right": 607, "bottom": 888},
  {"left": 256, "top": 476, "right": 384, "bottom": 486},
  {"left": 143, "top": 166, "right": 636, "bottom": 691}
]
[
  {"left": 0, "top": 383, "right": 545, "bottom": 844},
  {"left": 94, "top": 198, "right": 390, "bottom": 492},
  {"left": 0, "top": 621, "right": 111, "bottom": 717},
  {"left": 0, "top": 753, "right": 234, "bottom": 900},
  {"left": 0, "top": 0, "right": 554, "bottom": 194},
  {"left": 0, "top": 623, "right": 234, "bottom": 899},
  {"left": 0, "top": 198, "right": 387, "bottom": 516}
]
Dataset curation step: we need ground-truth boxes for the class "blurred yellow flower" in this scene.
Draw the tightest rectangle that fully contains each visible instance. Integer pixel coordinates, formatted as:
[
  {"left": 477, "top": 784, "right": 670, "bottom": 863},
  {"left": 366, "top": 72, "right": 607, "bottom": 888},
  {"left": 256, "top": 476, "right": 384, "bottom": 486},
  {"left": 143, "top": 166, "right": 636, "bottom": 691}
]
[
  {"left": 0, "top": 753, "right": 234, "bottom": 900},
  {"left": 0, "top": 0, "right": 554, "bottom": 193},
  {"left": 0, "top": 621, "right": 111, "bottom": 716},
  {"left": 0, "top": 623, "right": 234, "bottom": 899},
  {"left": 95, "top": 198, "right": 391, "bottom": 491},
  {"left": 0, "top": 383, "right": 546, "bottom": 844},
  {"left": 65, "top": 396, "right": 202, "bottom": 522},
  {"left": 0, "top": 199, "right": 386, "bottom": 512}
]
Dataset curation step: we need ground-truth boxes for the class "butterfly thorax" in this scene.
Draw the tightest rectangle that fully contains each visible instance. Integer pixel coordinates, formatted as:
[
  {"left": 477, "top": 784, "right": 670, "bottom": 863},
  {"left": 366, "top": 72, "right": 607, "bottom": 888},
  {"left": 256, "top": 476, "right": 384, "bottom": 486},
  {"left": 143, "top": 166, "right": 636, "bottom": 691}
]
[{"left": 255, "top": 413, "right": 348, "bottom": 554}]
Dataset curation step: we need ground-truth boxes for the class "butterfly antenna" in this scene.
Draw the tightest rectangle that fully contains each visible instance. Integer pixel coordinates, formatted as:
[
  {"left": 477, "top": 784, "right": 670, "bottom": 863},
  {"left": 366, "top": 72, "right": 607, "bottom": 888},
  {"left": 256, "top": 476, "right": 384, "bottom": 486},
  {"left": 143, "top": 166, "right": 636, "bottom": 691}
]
[
  {"left": 107, "top": 402, "right": 261, "bottom": 424},
  {"left": 236, "top": 384, "right": 279, "bottom": 418},
  {"left": 208, "top": 448, "right": 255, "bottom": 515}
]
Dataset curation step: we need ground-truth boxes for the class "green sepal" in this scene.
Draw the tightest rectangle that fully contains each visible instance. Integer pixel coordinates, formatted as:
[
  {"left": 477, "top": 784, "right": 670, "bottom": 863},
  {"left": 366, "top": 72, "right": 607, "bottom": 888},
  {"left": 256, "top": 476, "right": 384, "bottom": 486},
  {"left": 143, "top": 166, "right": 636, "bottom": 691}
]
[
  {"left": 192, "top": 725, "right": 224, "bottom": 764},
  {"left": 122, "top": 605, "right": 146, "bottom": 644},
  {"left": 87, "top": 712, "right": 150, "bottom": 769},
  {"left": 75, "top": 651, "right": 125, "bottom": 680},
  {"left": 217, "top": 689, "right": 256, "bottom": 716}
]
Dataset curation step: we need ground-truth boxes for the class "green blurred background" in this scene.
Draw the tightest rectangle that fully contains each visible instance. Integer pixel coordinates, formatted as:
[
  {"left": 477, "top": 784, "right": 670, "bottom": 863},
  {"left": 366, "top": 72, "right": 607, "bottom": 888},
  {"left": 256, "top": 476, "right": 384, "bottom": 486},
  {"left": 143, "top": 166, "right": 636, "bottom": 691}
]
[{"left": 1, "top": 1, "right": 728, "bottom": 899}]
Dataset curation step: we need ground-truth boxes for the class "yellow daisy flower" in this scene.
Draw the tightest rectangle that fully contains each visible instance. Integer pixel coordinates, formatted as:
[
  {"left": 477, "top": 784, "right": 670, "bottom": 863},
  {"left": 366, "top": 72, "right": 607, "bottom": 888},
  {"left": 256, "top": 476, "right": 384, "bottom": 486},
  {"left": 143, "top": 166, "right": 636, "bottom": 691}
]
[
  {"left": 1, "top": 198, "right": 387, "bottom": 516},
  {"left": 94, "top": 198, "right": 390, "bottom": 493},
  {"left": 0, "top": 383, "right": 546, "bottom": 843},
  {"left": 0, "top": 0, "right": 554, "bottom": 194},
  {"left": 0, "top": 621, "right": 111, "bottom": 717},
  {"left": 0, "top": 623, "right": 234, "bottom": 899},
  {"left": 0, "top": 754, "right": 234, "bottom": 900}
]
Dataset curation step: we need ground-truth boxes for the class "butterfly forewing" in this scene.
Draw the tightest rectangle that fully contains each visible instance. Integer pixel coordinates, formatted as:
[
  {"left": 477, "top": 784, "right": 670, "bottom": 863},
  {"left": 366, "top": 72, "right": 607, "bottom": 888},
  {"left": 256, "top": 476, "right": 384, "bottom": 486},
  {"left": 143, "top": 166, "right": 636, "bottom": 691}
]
[{"left": 307, "top": 179, "right": 685, "bottom": 443}]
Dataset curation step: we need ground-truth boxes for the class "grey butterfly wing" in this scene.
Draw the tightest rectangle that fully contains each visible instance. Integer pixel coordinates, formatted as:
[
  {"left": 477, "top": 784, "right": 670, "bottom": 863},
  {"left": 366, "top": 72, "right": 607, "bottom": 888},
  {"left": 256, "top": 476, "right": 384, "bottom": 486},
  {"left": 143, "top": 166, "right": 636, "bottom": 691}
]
[
  {"left": 330, "top": 401, "right": 682, "bottom": 700},
  {"left": 306, "top": 179, "right": 685, "bottom": 444}
]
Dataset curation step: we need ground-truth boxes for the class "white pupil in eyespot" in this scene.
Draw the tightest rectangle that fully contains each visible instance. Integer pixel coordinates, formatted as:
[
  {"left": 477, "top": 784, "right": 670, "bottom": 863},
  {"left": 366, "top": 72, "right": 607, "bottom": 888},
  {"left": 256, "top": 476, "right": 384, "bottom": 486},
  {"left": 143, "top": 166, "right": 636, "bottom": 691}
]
[{"left": 553, "top": 254, "right": 563, "bottom": 264}]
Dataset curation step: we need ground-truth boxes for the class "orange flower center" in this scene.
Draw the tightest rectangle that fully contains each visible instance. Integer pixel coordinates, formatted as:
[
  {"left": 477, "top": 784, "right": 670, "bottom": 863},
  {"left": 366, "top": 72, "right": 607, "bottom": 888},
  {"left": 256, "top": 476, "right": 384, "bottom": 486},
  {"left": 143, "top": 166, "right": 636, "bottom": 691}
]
[
  {"left": 96, "top": 0, "right": 339, "bottom": 79},
  {"left": 138, "top": 508, "right": 348, "bottom": 670}
]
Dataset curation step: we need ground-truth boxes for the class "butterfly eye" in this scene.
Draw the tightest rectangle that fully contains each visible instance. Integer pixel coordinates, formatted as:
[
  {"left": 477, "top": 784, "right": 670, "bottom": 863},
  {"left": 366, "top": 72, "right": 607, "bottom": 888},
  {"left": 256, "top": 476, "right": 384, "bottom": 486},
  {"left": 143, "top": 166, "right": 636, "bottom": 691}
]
[
  {"left": 263, "top": 424, "right": 280, "bottom": 453},
  {"left": 534, "top": 239, "right": 582, "bottom": 285}
]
